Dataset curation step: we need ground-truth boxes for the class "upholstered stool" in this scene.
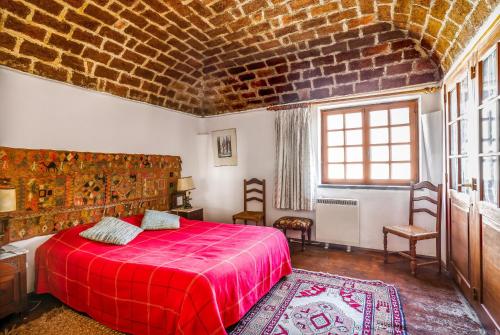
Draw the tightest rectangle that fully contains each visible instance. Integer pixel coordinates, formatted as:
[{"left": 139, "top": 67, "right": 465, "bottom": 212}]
[{"left": 273, "top": 216, "right": 313, "bottom": 251}]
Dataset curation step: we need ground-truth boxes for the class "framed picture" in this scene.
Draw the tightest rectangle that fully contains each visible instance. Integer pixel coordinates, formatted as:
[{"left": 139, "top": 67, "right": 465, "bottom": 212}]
[
  {"left": 212, "top": 128, "right": 238, "bottom": 166},
  {"left": 170, "top": 192, "right": 184, "bottom": 209}
]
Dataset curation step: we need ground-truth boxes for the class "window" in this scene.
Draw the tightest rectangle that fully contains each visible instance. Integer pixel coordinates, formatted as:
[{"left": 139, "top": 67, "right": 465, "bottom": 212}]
[
  {"left": 478, "top": 46, "right": 499, "bottom": 206},
  {"left": 321, "top": 100, "right": 418, "bottom": 185}
]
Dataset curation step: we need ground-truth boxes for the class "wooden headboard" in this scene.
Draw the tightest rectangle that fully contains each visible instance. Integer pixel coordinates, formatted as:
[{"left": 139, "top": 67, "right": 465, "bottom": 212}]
[{"left": 0, "top": 146, "right": 181, "bottom": 244}]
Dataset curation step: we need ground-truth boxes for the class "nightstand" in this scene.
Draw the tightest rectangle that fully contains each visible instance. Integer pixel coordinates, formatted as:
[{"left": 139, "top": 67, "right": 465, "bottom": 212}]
[
  {"left": 170, "top": 207, "right": 203, "bottom": 221},
  {"left": 0, "top": 246, "right": 28, "bottom": 319}
]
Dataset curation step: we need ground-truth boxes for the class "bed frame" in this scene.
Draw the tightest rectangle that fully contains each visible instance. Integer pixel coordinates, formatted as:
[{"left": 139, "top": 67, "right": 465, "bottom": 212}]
[{"left": 0, "top": 146, "right": 181, "bottom": 244}]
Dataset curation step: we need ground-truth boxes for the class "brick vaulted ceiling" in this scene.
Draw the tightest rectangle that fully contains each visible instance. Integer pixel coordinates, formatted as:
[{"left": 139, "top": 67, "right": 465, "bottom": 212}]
[{"left": 0, "top": 0, "right": 498, "bottom": 115}]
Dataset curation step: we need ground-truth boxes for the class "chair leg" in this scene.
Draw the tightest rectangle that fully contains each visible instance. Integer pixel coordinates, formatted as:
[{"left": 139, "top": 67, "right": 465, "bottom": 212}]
[
  {"left": 232, "top": 218, "right": 236, "bottom": 224},
  {"left": 301, "top": 230, "right": 306, "bottom": 251},
  {"left": 383, "top": 230, "right": 388, "bottom": 264},
  {"left": 244, "top": 220, "right": 247, "bottom": 225},
  {"left": 436, "top": 235, "right": 441, "bottom": 274},
  {"left": 410, "top": 239, "right": 417, "bottom": 276}
]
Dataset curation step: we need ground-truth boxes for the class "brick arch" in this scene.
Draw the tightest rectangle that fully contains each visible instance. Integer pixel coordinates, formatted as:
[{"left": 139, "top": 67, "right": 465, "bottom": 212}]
[
  {"left": 201, "top": 25, "right": 441, "bottom": 114},
  {"left": 0, "top": 0, "right": 497, "bottom": 115}
]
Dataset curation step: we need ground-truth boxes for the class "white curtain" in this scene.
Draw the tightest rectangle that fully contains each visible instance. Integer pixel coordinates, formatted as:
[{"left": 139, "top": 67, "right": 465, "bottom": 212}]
[{"left": 274, "top": 106, "right": 316, "bottom": 211}]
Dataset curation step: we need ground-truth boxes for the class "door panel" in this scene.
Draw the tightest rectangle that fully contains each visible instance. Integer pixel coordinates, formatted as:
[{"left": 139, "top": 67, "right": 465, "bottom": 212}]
[
  {"left": 480, "top": 216, "right": 500, "bottom": 330},
  {"left": 449, "top": 191, "right": 472, "bottom": 296}
]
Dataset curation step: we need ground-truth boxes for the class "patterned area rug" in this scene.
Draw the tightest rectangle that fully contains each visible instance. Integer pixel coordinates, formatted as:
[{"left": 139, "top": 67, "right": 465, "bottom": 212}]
[
  {"left": 230, "top": 269, "right": 407, "bottom": 335},
  {"left": 4, "top": 270, "right": 406, "bottom": 335}
]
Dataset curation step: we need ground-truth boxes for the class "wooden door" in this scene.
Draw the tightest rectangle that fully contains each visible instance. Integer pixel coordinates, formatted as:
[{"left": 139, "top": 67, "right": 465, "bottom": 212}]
[
  {"left": 446, "top": 70, "right": 477, "bottom": 302},
  {"left": 476, "top": 42, "right": 500, "bottom": 333},
  {"left": 445, "top": 26, "right": 500, "bottom": 334}
]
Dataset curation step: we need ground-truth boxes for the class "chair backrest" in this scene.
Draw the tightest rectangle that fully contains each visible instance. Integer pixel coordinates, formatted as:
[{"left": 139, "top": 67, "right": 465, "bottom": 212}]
[
  {"left": 244, "top": 179, "right": 266, "bottom": 215},
  {"left": 409, "top": 181, "right": 443, "bottom": 233}
]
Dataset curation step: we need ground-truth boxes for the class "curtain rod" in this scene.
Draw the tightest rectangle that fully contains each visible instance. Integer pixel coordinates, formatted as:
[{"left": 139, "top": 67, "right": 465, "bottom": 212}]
[
  {"left": 267, "top": 102, "right": 311, "bottom": 111},
  {"left": 266, "top": 85, "right": 440, "bottom": 111}
]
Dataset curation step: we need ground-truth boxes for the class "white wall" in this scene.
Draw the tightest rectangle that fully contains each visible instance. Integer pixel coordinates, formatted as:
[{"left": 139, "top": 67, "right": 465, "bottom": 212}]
[
  {"left": 0, "top": 67, "right": 203, "bottom": 185},
  {"left": 200, "top": 92, "right": 443, "bottom": 257}
]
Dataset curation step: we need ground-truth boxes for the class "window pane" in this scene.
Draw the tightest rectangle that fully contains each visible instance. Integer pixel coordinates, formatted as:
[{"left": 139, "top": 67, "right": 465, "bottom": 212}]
[
  {"left": 370, "top": 128, "right": 388, "bottom": 144},
  {"left": 481, "top": 102, "right": 498, "bottom": 153},
  {"left": 345, "top": 112, "right": 362, "bottom": 128},
  {"left": 392, "top": 163, "right": 411, "bottom": 179},
  {"left": 391, "top": 144, "right": 410, "bottom": 161},
  {"left": 328, "top": 147, "right": 344, "bottom": 163},
  {"left": 391, "top": 126, "right": 410, "bottom": 143},
  {"left": 450, "top": 158, "right": 458, "bottom": 190},
  {"left": 346, "top": 146, "right": 363, "bottom": 162},
  {"left": 371, "top": 163, "right": 389, "bottom": 179},
  {"left": 328, "top": 131, "right": 344, "bottom": 146},
  {"left": 370, "top": 110, "right": 388, "bottom": 126},
  {"left": 449, "top": 88, "right": 457, "bottom": 120},
  {"left": 327, "top": 114, "right": 343, "bottom": 130},
  {"left": 482, "top": 49, "right": 497, "bottom": 102},
  {"left": 482, "top": 156, "right": 498, "bottom": 204},
  {"left": 390, "top": 107, "right": 409, "bottom": 125},
  {"left": 370, "top": 145, "right": 389, "bottom": 162},
  {"left": 460, "top": 157, "right": 470, "bottom": 194},
  {"left": 450, "top": 123, "right": 458, "bottom": 155},
  {"left": 459, "top": 119, "right": 468, "bottom": 155},
  {"left": 345, "top": 129, "right": 362, "bottom": 145},
  {"left": 328, "top": 164, "right": 344, "bottom": 179},
  {"left": 459, "top": 77, "right": 468, "bottom": 116},
  {"left": 346, "top": 163, "right": 363, "bottom": 179}
]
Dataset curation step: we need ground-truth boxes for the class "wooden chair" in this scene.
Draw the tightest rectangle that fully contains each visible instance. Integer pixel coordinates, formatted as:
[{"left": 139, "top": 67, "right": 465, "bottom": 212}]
[
  {"left": 383, "top": 181, "right": 443, "bottom": 276},
  {"left": 232, "top": 179, "right": 266, "bottom": 226}
]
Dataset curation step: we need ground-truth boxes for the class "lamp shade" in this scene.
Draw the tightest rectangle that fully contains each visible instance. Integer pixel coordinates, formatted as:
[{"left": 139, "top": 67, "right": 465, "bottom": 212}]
[
  {"left": 0, "top": 187, "right": 16, "bottom": 212},
  {"left": 177, "top": 177, "right": 195, "bottom": 192}
]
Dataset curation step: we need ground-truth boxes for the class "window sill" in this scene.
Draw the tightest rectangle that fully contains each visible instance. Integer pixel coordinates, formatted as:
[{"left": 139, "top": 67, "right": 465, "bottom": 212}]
[{"left": 318, "top": 184, "right": 411, "bottom": 191}]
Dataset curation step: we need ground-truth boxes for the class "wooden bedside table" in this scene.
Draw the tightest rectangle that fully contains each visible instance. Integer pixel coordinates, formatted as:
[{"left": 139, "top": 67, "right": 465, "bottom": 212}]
[
  {"left": 0, "top": 246, "right": 28, "bottom": 319},
  {"left": 170, "top": 207, "right": 203, "bottom": 221}
]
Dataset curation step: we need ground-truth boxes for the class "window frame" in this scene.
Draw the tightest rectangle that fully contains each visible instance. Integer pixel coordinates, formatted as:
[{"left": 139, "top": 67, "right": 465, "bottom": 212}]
[
  {"left": 478, "top": 42, "right": 500, "bottom": 207},
  {"left": 321, "top": 100, "right": 419, "bottom": 186}
]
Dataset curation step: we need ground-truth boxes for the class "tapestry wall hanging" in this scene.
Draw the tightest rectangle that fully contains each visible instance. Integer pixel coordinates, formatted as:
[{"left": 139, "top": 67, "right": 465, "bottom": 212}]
[
  {"left": 212, "top": 128, "right": 238, "bottom": 166},
  {"left": 0, "top": 147, "right": 181, "bottom": 244}
]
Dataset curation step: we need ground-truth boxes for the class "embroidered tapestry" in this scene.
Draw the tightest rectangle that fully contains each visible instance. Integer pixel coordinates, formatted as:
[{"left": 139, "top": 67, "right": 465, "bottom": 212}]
[{"left": 0, "top": 146, "right": 181, "bottom": 243}]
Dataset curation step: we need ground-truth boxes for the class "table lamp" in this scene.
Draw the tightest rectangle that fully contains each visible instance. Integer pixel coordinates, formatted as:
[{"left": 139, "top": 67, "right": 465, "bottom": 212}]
[
  {"left": 177, "top": 177, "right": 195, "bottom": 209},
  {"left": 0, "top": 179, "right": 16, "bottom": 244}
]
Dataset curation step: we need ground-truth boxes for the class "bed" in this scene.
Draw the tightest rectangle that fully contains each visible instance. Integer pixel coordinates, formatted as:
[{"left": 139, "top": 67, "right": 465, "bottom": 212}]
[{"left": 35, "top": 215, "right": 292, "bottom": 335}]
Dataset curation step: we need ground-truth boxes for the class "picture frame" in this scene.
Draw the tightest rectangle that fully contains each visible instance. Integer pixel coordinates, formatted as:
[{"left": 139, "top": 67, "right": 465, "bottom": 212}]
[
  {"left": 170, "top": 192, "right": 184, "bottom": 209},
  {"left": 211, "top": 128, "right": 238, "bottom": 166}
]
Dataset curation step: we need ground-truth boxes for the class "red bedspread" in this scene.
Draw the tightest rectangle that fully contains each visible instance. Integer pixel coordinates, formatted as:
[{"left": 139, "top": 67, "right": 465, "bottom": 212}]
[{"left": 36, "top": 216, "right": 292, "bottom": 335}]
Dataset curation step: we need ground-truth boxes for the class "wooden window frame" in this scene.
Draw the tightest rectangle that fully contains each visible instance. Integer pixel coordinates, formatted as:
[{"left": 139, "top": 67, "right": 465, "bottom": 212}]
[{"left": 321, "top": 100, "right": 419, "bottom": 186}]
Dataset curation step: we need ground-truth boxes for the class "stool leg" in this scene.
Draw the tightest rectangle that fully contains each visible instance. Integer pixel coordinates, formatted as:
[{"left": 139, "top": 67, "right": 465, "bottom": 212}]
[
  {"left": 301, "top": 230, "right": 306, "bottom": 251},
  {"left": 307, "top": 228, "right": 311, "bottom": 243}
]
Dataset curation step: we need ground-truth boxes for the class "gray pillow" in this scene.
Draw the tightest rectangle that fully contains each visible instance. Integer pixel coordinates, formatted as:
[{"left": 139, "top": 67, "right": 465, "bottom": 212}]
[
  {"left": 141, "top": 209, "right": 180, "bottom": 230},
  {"left": 80, "top": 217, "right": 143, "bottom": 245}
]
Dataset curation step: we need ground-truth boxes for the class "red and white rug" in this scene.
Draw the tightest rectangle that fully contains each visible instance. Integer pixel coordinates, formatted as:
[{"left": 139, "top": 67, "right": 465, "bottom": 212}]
[{"left": 230, "top": 269, "right": 407, "bottom": 335}]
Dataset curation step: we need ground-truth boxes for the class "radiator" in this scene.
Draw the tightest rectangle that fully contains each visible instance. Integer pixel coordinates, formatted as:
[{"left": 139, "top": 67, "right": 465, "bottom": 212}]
[{"left": 315, "top": 198, "right": 360, "bottom": 249}]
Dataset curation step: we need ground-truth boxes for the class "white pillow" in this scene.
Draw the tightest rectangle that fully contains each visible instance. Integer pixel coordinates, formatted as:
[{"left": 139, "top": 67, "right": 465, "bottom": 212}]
[
  {"left": 141, "top": 210, "right": 180, "bottom": 230},
  {"left": 80, "top": 217, "right": 143, "bottom": 245}
]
